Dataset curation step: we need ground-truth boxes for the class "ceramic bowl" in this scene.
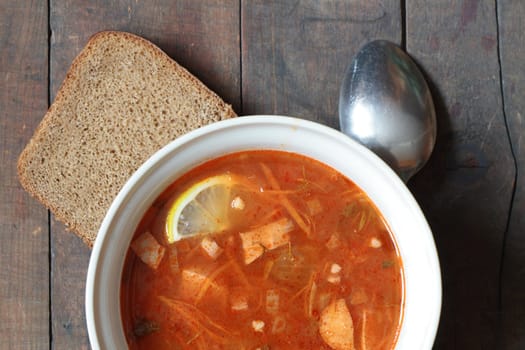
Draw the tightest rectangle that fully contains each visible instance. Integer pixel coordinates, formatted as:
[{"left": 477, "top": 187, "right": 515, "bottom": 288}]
[{"left": 86, "top": 115, "right": 441, "bottom": 349}]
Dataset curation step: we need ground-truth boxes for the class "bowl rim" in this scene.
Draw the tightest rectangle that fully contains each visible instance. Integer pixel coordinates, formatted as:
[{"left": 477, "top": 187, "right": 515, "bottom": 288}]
[{"left": 86, "top": 115, "right": 442, "bottom": 349}]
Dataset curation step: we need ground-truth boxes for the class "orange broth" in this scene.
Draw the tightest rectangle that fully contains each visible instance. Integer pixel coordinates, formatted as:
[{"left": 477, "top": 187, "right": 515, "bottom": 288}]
[{"left": 121, "top": 150, "right": 404, "bottom": 350}]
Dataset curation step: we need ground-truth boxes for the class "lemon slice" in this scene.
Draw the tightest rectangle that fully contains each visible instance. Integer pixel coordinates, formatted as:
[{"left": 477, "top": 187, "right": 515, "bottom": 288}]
[{"left": 166, "top": 174, "right": 238, "bottom": 243}]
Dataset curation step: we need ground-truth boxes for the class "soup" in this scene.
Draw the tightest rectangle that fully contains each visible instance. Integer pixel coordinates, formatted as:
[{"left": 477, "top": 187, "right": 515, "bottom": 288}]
[{"left": 120, "top": 150, "right": 404, "bottom": 350}]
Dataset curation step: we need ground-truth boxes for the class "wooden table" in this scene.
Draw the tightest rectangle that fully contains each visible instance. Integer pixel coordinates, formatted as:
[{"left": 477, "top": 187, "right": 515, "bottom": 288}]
[{"left": 2, "top": 1, "right": 524, "bottom": 349}]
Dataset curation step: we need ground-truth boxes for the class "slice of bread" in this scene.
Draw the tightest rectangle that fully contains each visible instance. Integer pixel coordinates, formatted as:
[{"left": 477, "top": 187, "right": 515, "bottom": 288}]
[{"left": 18, "top": 31, "right": 237, "bottom": 247}]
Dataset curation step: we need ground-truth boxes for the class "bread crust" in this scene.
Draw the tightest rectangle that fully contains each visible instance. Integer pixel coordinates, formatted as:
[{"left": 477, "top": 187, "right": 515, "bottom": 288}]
[{"left": 17, "top": 31, "right": 236, "bottom": 246}]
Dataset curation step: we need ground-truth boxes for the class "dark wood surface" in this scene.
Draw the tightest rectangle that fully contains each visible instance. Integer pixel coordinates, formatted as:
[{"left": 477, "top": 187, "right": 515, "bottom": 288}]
[
  {"left": 2, "top": 1, "right": 524, "bottom": 349},
  {"left": 499, "top": 1, "right": 525, "bottom": 348},
  {"left": 1, "top": 1, "right": 50, "bottom": 349},
  {"left": 407, "top": 1, "right": 515, "bottom": 349}
]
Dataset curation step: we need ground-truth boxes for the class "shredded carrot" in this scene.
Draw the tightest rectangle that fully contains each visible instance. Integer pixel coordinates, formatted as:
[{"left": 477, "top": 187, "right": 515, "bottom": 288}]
[
  {"left": 171, "top": 331, "right": 187, "bottom": 347},
  {"left": 341, "top": 188, "right": 366, "bottom": 199},
  {"left": 260, "top": 163, "right": 311, "bottom": 236},
  {"left": 177, "top": 239, "right": 192, "bottom": 253},
  {"left": 183, "top": 242, "right": 203, "bottom": 262},
  {"left": 307, "top": 281, "right": 317, "bottom": 318},
  {"left": 357, "top": 210, "right": 369, "bottom": 231},
  {"left": 256, "top": 208, "right": 282, "bottom": 225},
  {"left": 193, "top": 332, "right": 207, "bottom": 350},
  {"left": 264, "top": 189, "right": 302, "bottom": 195},
  {"left": 234, "top": 174, "right": 299, "bottom": 195},
  {"left": 225, "top": 251, "right": 252, "bottom": 288},
  {"left": 289, "top": 282, "right": 309, "bottom": 303},
  {"left": 186, "top": 330, "right": 203, "bottom": 345},
  {"left": 195, "top": 261, "right": 233, "bottom": 303},
  {"left": 290, "top": 272, "right": 316, "bottom": 305},
  {"left": 361, "top": 309, "right": 368, "bottom": 350},
  {"left": 164, "top": 305, "right": 207, "bottom": 349},
  {"left": 158, "top": 296, "right": 234, "bottom": 343},
  {"left": 295, "top": 166, "right": 328, "bottom": 193},
  {"left": 228, "top": 176, "right": 260, "bottom": 193},
  {"left": 263, "top": 260, "right": 274, "bottom": 280},
  {"left": 251, "top": 292, "right": 264, "bottom": 314},
  {"left": 304, "top": 273, "right": 318, "bottom": 318}
]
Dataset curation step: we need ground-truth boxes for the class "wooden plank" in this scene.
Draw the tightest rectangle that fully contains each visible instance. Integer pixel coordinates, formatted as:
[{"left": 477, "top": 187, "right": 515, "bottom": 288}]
[
  {"left": 241, "top": 0, "right": 401, "bottom": 127},
  {"left": 49, "top": 0, "right": 240, "bottom": 347},
  {"left": 49, "top": 221, "right": 91, "bottom": 349},
  {"left": 406, "top": 1, "right": 515, "bottom": 348},
  {"left": 498, "top": 1, "right": 525, "bottom": 348},
  {"left": 0, "top": 0, "right": 50, "bottom": 348},
  {"left": 50, "top": 0, "right": 240, "bottom": 113}
]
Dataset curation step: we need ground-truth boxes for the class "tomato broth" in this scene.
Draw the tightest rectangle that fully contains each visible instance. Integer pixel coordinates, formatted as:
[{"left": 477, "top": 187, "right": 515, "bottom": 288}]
[{"left": 121, "top": 150, "right": 404, "bottom": 350}]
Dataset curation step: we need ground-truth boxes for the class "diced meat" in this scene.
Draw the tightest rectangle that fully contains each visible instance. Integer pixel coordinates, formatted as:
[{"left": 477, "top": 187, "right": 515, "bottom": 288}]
[
  {"left": 239, "top": 218, "right": 293, "bottom": 264},
  {"left": 200, "top": 237, "right": 223, "bottom": 260},
  {"left": 257, "top": 218, "right": 293, "bottom": 250},
  {"left": 130, "top": 231, "right": 165, "bottom": 270},
  {"left": 319, "top": 299, "right": 355, "bottom": 350},
  {"left": 240, "top": 241, "right": 265, "bottom": 265}
]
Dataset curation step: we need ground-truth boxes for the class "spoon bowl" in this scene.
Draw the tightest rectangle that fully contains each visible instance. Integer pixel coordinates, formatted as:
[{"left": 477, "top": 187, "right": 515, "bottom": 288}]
[{"left": 339, "top": 40, "right": 436, "bottom": 182}]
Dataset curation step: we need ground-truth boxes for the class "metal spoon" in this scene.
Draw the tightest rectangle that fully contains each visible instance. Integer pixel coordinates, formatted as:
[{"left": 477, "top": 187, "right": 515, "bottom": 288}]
[{"left": 339, "top": 40, "right": 436, "bottom": 182}]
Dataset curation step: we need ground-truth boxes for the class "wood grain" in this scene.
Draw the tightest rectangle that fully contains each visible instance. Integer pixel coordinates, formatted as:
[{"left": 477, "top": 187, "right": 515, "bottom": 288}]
[
  {"left": 498, "top": 1, "right": 525, "bottom": 348},
  {"left": 0, "top": 0, "right": 50, "bottom": 348},
  {"left": 49, "top": 0, "right": 240, "bottom": 347},
  {"left": 241, "top": 0, "right": 401, "bottom": 126},
  {"left": 50, "top": 0, "right": 240, "bottom": 112},
  {"left": 406, "top": 1, "right": 515, "bottom": 348}
]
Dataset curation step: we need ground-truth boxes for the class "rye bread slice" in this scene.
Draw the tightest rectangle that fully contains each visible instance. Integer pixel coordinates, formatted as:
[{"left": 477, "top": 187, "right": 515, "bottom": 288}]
[{"left": 17, "top": 31, "right": 236, "bottom": 247}]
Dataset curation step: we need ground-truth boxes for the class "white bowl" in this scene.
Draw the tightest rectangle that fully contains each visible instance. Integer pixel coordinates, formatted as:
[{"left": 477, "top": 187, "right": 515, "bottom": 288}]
[{"left": 86, "top": 115, "right": 441, "bottom": 349}]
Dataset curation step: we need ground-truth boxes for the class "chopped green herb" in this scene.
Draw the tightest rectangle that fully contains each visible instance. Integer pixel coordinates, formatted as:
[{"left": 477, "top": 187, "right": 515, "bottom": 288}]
[
  {"left": 357, "top": 211, "right": 368, "bottom": 231},
  {"left": 382, "top": 260, "right": 394, "bottom": 268},
  {"left": 342, "top": 203, "right": 356, "bottom": 218},
  {"left": 133, "top": 319, "right": 160, "bottom": 337}
]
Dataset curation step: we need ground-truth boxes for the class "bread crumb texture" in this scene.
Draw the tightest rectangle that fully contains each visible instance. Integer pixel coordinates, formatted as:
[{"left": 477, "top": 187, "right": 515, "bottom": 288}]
[{"left": 17, "top": 31, "right": 236, "bottom": 246}]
